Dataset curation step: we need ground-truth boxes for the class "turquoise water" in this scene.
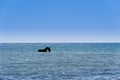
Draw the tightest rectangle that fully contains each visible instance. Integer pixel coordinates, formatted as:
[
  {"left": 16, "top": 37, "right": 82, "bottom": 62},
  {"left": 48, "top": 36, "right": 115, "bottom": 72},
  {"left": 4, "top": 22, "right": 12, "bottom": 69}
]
[{"left": 0, "top": 43, "right": 120, "bottom": 80}]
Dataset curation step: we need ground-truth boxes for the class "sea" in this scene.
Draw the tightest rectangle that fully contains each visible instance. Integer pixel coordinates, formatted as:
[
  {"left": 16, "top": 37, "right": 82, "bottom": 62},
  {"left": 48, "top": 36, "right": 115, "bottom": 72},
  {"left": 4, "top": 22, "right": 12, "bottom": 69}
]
[{"left": 0, "top": 43, "right": 120, "bottom": 80}]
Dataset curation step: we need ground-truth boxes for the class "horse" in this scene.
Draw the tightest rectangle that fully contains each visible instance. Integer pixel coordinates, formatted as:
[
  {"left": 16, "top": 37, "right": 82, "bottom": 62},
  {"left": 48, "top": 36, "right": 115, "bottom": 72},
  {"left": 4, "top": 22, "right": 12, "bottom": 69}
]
[{"left": 38, "top": 47, "right": 51, "bottom": 52}]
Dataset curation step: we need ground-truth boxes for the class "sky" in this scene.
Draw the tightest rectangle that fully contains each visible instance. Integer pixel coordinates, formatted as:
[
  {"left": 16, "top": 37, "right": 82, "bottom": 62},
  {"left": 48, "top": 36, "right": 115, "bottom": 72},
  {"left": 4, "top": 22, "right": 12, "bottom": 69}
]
[{"left": 0, "top": 0, "right": 120, "bottom": 43}]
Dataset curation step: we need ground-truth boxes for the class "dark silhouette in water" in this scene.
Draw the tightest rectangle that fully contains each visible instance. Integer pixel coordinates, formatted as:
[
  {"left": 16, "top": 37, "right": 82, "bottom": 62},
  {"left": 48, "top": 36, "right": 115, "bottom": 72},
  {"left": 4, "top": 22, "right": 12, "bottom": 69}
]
[{"left": 38, "top": 47, "right": 51, "bottom": 52}]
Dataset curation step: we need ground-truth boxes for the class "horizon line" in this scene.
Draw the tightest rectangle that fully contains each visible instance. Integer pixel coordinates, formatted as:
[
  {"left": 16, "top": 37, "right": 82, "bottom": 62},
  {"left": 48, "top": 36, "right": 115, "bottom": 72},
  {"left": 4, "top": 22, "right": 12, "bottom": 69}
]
[{"left": 0, "top": 42, "right": 120, "bottom": 43}]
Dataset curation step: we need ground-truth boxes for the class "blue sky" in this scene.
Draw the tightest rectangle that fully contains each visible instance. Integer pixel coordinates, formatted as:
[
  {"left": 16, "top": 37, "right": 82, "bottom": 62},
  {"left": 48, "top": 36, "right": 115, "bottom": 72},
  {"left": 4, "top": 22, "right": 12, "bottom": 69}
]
[{"left": 0, "top": 0, "right": 120, "bottom": 43}]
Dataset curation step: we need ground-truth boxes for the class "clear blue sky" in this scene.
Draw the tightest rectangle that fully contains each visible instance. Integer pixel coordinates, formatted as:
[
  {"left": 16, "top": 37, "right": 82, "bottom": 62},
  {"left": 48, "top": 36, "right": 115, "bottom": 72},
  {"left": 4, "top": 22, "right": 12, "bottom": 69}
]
[{"left": 0, "top": 0, "right": 120, "bottom": 43}]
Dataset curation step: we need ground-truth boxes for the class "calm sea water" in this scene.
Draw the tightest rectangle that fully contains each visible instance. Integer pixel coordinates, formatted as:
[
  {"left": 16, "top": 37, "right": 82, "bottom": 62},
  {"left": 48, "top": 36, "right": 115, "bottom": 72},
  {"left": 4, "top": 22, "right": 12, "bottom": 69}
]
[{"left": 0, "top": 43, "right": 120, "bottom": 80}]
